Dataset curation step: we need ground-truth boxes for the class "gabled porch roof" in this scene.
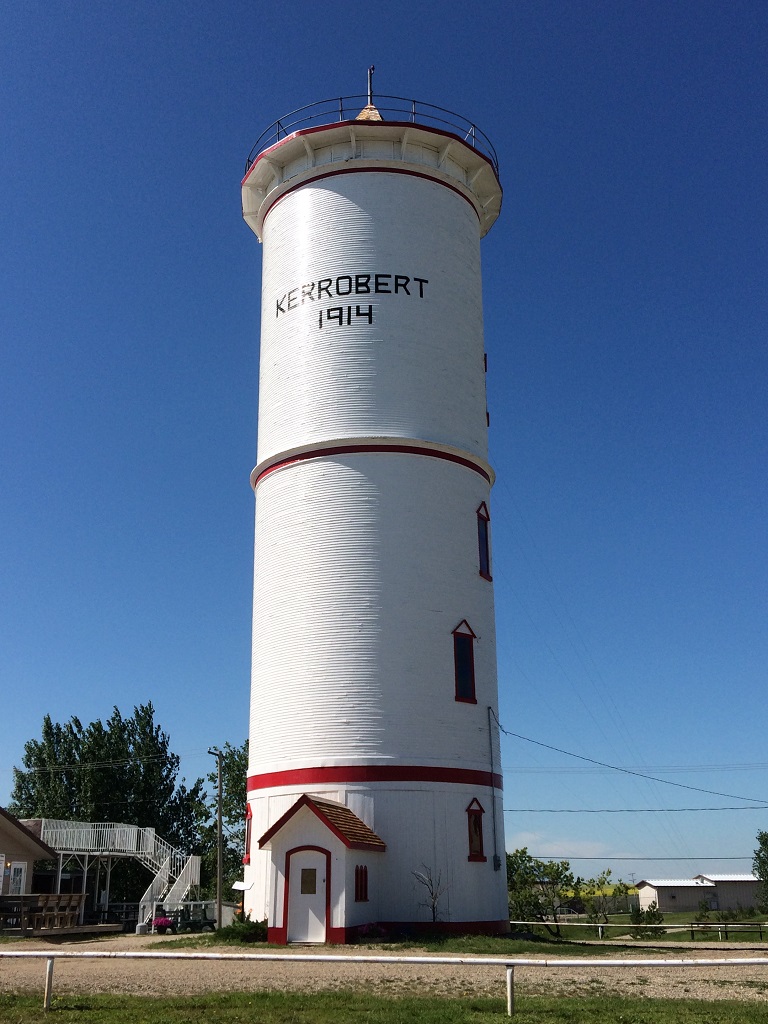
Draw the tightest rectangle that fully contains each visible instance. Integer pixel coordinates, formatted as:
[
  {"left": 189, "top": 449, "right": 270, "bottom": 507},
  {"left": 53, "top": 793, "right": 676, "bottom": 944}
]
[{"left": 258, "top": 795, "right": 386, "bottom": 852}]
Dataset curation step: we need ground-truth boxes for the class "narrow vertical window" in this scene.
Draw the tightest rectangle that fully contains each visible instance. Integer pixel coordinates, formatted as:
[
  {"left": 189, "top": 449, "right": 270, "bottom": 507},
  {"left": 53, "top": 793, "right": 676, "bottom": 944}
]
[
  {"left": 477, "top": 502, "right": 492, "bottom": 580},
  {"left": 354, "top": 864, "right": 369, "bottom": 902},
  {"left": 243, "top": 803, "right": 253, "bottom": 865},
  {"left": 466, "top": 798, "right": 486, "bottom": 861},
  {"left": 452, "top": 620, "right": 477, "bottom": 703}
]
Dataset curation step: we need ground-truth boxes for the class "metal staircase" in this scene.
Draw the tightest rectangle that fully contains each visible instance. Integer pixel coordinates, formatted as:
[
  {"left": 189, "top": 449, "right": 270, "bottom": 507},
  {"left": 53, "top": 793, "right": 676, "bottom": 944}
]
[{"left": 39, "top": 820, "right": 200, "bottom": 922}]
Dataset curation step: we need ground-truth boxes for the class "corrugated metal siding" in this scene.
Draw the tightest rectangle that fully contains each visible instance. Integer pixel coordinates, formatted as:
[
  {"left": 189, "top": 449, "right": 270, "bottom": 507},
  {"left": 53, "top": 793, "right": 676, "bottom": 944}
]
[{"left": 713, "top": 880, "right": 759, "bottom": 911}]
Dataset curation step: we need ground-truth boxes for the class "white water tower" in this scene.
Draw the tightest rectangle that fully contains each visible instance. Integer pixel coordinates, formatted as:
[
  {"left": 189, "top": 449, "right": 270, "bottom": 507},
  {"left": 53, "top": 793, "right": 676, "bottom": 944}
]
[{"left": 240, "top": 81, "right": 507, "bottom": 942}]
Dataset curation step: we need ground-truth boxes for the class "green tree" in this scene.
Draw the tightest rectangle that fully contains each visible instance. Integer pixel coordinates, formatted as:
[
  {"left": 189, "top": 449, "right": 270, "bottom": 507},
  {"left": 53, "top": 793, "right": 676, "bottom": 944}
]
[
  {"left": 507, "top": 848, "right": 576, "bottom": 935},
  {"left": 579, "top": 869, "right": 629, "bottom": 923},
  {"left": 200, "top": 740, "right": 249, "bottom": 898},
  {"left": 753, "top": 830, "right": 768, "bottom": 914},
  {"left": 9, "top": 703, "right": 208, "bottom": 900},
  {"left": 9, "top": 714, "right": 85, "bottom": 818},
  {"left": 629, "top": 900, "right": 665, "bottom": 938}
]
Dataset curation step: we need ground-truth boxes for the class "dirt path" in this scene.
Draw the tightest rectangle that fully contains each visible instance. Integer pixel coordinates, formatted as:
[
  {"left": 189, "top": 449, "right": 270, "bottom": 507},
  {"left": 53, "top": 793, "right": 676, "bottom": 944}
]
[{"left": 2, "top": 933, "right": 768, "bottom": 1004}]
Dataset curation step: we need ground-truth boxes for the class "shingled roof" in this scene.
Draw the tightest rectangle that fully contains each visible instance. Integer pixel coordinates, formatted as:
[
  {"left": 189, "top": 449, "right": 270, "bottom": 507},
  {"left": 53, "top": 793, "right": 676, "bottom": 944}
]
[
  {"left": 0, "top": 807, "right": 57, "bottom": 859},
  {"left": 258, "top": 795, "right": 386, "bottom": 852}
]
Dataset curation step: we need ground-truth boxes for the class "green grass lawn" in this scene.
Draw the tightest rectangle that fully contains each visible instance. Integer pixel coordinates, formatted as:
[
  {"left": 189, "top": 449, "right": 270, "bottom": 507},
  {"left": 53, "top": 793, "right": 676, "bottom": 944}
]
[
  {"left": 152, "top": 925, "right": 768, "bottom": 956},
  {"left": 156, "top": 931, "right": 638, "bottom": 956},
  {"left": 3, "top": 991, "right": 768, "bottom": 1024}
]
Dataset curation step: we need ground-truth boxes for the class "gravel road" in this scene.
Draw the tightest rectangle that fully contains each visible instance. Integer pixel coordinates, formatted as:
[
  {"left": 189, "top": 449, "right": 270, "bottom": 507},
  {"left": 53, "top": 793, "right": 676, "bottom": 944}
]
[{"left": 2, "top": 933, "right": 768, "bottom": 1004}]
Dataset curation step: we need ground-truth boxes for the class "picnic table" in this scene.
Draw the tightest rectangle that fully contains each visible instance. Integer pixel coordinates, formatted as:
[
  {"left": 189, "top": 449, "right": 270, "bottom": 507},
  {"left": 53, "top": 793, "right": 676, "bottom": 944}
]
[{"left": 0, "top": 893, "right": 86, "bottom": 934}]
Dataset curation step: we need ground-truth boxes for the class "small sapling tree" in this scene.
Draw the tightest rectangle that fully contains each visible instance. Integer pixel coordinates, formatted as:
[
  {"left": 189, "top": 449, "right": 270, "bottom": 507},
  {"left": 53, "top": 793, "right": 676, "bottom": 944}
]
[
  {"left": 753, "top": 830, "right": 768, "bottom": 914},
  {"left": 412, "top": 864, "right": 449, "bottom": 923},
  {"left": 630, "top": 901, "right": 665, "bottom": 939}
]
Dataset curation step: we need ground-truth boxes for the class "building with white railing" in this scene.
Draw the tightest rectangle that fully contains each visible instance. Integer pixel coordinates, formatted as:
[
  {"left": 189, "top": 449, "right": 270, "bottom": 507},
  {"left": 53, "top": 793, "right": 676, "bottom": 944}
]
[{"left": 23, "top": 819, "right": 200, "bottom": 925}]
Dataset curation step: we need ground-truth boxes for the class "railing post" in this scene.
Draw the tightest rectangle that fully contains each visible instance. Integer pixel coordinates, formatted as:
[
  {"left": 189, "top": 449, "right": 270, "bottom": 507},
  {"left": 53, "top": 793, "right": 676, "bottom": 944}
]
[
  {"left": 43, "top": 957, "right": 55, "bottom": 1010},
  {"left": 506, "top": 966, "right": 515, "bottom": 1016}
]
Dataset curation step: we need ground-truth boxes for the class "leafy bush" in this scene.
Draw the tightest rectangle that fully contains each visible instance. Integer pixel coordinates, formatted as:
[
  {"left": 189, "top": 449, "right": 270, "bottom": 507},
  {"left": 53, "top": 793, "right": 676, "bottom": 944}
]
[
  {"left": 215, "top": 916, "right": 268, "bottom": 943},
  {"left": 715, "top": 904, "right": 754, "bottom": 922},
  {"left": 694, "top": 900, "right": 712, "bottom": 926},
  {"left": 629, "top": 901, "right": 666, "bottom": 939}
]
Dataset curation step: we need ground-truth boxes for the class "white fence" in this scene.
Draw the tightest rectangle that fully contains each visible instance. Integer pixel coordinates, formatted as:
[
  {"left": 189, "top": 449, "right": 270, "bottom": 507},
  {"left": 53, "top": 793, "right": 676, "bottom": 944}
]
[
  {"left": 4, "top": 950, "right": 768, "bottom": 1016},
  {"left": 510, "top": 918, "right": 768, "bottom": 941}
]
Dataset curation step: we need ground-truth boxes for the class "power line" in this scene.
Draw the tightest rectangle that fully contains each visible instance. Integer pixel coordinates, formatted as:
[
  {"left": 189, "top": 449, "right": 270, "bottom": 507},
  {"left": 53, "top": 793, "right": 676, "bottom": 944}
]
[
  {"left": 505, "top": 806, "right": 768, "bottom": 813},
  {"left": 9, "top": 755, "right": 174, "bottom": 773},
  {"left": 503, "top": 763, "right": 768, "bottom": 775},
  {"left": 497, "top": 723, "right": 767, "bottom": 803},
  {"left": 529, "top": 855, "right": 753, "bottom": 861},
  {"left": 4, "top": 749, "right": 213, "bottom": 776}
]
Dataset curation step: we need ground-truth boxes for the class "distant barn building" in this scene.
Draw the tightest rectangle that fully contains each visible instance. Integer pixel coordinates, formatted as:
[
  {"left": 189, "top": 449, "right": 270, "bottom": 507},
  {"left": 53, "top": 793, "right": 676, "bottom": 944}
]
[{"left": 637, "top": 874, "right": 759, "bottom": 914}]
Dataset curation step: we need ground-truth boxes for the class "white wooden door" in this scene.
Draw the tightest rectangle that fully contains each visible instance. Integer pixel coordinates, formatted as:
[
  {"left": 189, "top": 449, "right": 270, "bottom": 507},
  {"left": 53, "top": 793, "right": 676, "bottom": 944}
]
[
  {"left": 9, "top": 862, "right": 27, "bottom": 895},
  {"left": 287, "top": 850, "right": 326, "bottom": 942}
]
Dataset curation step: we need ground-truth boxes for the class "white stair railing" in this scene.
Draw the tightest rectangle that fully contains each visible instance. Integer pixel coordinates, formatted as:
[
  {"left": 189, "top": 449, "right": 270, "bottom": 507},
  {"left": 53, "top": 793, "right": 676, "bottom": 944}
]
[
  {"left": 164, "top": 855, "right": 201, "bottom": 907},
  {"left": 40, "top": 820, "right": 185, "bottom": 873},
  {"left": 139, "top": 857, "right": 172, "bottom": 925},
  {"left": 38, "top": 819, "right": 197, "bottom": 926}
]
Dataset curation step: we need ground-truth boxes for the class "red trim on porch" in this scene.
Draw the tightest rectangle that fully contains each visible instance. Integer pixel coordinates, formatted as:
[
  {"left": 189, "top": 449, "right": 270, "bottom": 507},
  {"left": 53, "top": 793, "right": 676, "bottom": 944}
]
[
  {"left": 278, "top": 845, "right": 331, "bottom": 946},
  {"left": 258, "top": 794, "right": 385, "bottom": 851}
]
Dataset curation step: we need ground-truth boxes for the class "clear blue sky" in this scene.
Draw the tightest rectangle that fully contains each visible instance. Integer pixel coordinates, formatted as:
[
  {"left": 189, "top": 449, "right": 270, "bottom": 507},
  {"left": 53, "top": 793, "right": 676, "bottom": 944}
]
[{"left": 2, "top": 0, "right": 766, "bottom": 885}]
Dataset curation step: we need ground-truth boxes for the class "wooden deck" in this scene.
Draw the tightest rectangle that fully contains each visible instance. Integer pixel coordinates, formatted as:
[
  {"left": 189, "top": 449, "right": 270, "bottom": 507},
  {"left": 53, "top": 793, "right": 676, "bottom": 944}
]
[
  {"left": 31, "top": 922, "right": 124, "bottom": 937},
  {"left": 0, "top": 893, "right": 96, "bottom": 935}
]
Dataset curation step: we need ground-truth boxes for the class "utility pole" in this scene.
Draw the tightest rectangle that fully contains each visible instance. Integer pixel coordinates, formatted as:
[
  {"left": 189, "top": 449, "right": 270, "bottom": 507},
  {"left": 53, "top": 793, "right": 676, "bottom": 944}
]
[{"left": 208, "top": 747, "right": 223, "bottom": 931}]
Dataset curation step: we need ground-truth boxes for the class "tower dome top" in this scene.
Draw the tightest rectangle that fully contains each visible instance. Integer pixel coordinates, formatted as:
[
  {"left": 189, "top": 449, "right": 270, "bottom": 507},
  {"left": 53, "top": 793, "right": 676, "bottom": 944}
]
[
  {"left": 242, "top": 94, "right": 503, "bottom": 240},
  {"left": 244, "top": 94, "right": 500, "bottom": 179}
]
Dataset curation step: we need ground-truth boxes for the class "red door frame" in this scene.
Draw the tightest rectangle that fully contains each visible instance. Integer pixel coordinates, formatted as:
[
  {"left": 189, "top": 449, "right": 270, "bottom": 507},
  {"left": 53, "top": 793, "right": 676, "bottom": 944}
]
[{"left": 270, "top": 845, "right": 340, "bottom": 944}]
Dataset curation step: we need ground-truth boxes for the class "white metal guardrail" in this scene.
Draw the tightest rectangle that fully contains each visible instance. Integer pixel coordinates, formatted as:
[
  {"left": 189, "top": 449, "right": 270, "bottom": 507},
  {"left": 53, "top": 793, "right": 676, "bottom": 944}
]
[
  {"left": 244, "top": 94, "right": 500, "bottom": 176},
  {"left": 509, "top": 919, "right": 768, "bottom": 941},
  {"left": 4, "top": 950, "right": 768, "bottom": 1016}
]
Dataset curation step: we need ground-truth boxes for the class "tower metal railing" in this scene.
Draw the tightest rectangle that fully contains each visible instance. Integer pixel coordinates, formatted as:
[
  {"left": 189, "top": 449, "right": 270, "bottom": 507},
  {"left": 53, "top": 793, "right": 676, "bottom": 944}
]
[{"left": 244, "top": 94, "right": 499, "bottom": 178}]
